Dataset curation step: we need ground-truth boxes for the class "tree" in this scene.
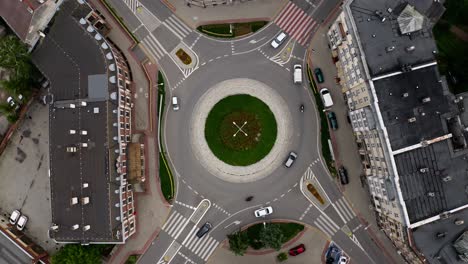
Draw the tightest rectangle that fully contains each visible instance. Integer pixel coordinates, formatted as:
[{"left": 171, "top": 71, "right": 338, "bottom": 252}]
[
  {"left": 227, "top": 230, "right": 249, "bottom": 256},
  {"left": 51, "top": 244, "right": 110, "bottom": 264},
  {"left": 259, "top": 223, "right": 284, "bottom": 251},
  {"left": 277, "top": 252, "right": 288, "bottom": 262},
  {"left": 0, "top": 35, "right": 30, "bottom": 70}
]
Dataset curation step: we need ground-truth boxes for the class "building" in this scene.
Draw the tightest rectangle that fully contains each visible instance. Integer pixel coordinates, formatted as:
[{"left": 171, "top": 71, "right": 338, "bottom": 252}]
[
  {"left": 327, "top": 0, "right": 467, "bottom": 263},
  {"left": 32, "top": 0, "right": 136, "bottom": 243},
  {"left": 0, "top": 0, "right": 62, "bottom": 49}
]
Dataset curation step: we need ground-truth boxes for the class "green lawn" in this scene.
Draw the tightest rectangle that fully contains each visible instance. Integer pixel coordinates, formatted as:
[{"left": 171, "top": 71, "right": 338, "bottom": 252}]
[
  {"left": 306, "top": 65, "right": 337, "bottom": 176},
  {"left": 205, "top": 94, "right": 277, "bottom": 166},
  {"left": 245, "top": 223, "right": 304, "bottom": 250},
  {"left": 157, "top": 71, "right": 174, "bottom": 202},
  {"left": 197, "top": 21, "right": 268, "bottom": 38}
]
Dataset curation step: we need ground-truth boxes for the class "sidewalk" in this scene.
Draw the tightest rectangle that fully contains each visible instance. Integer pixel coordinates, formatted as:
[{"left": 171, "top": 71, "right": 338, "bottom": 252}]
[
  {"left": 164, "top": 0, "right": 287, "bottom": 28},
  {"left": 86, "top": 1, "right": 171, "bottom": 263},
  {"left": 208, "top": 227, "right": 329, "bottom": 264},
  {"left": 307, "top": 10, "right": 406, "bottom": 264}
]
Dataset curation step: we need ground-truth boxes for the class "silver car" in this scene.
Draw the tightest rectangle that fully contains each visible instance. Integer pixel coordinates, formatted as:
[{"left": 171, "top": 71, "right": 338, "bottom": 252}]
[{"left": 271, "top": 32, "right": 287, "bottom": 48}]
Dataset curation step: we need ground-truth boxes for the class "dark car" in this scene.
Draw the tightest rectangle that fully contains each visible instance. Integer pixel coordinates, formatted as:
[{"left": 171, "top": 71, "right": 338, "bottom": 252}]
[
  {"left": 327, "top": 111, "right": 338, "bottom": 130},
  {"left": 289, "top": 244, "right": 306, "bottom": 256},
  {"left": 339, "top": 167, "right": 349, "bottom": 185},
  {"left": 314, "top": 68, "right": 324, "bottom": 83},
  {"left": 196, "top": 222, "right": 212, "bottom": 238}
]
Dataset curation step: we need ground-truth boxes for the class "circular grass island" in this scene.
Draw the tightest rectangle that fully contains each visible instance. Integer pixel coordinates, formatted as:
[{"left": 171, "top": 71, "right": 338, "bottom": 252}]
[{"left": 204, "top": 94, "right": 277, "bottom": 166}]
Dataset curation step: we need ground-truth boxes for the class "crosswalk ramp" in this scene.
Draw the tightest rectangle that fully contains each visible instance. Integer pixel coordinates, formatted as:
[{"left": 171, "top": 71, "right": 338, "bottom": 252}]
[
  {"left": 123, "top": 0, "right": 140, "bottom": 13},
  {"left": 274, "top": 1, "right": 317, "bottom": 46},
  {"left": 162, "top": 211, "right": 189, "bottom": 239},
  {"left": 181, "top": 225, "right": 220, "bottom": 261},
  {"left": 333, "top": 197, "right": 356, "bottom": 224},
  {"left": 163, "top": 14, "right": 192, "bottom": 40},
  {"left": 314, "top": 214, "right": 340, "bottom": 238},
  {"left": 141, "top": 34, "right": 167, "bottom": 60}
]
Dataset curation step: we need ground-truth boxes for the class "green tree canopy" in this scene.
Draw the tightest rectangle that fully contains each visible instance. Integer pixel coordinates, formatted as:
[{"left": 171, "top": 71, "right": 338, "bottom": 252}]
[
  {"left": 259, "top": 223, "right": 284, "bottom": 251},
  {"left": 227, "top": 230, "right": 249, "bottom": 256},
  {"left": 51, "top": 244, "right": 111, "bottom": 264}
]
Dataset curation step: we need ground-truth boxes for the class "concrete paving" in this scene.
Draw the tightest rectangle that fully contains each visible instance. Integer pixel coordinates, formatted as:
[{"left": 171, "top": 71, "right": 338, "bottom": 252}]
[
  {"left": 208, "top": 227, "right": 328, "bottom": 264},
  {"left": 164, "top": 0, "right": 288, "bottom": 29},
  {"left": 190, "top": 78, "right": 292, "bottom": 182},
  {"left": 307, "top": 17, "right": 406, "bottom": 264}
]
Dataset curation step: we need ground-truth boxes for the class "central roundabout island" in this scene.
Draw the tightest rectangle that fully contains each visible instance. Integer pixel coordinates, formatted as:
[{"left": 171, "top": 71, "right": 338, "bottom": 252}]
[{"left": 191, "top": 78, "right": 292, "bottom": 183}]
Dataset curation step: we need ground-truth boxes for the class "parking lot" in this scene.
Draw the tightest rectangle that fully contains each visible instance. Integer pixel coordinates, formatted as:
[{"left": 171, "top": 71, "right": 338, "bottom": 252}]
[{"left": 0, "top": 101, "right": 60, "bottom": 253}]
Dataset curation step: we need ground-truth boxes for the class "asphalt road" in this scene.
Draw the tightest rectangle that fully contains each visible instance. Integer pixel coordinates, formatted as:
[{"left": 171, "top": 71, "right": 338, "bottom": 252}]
[{"left": 106, "top": 0, "right": 399, "bottom": 263}]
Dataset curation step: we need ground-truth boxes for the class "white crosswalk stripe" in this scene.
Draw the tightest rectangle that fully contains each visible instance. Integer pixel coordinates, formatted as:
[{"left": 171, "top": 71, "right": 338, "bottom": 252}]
[
  {"left": 303, "top": 166, "right": 314, "bottom": 180},
  {"left": 335, "top": 197, "right": 355, "bottom": 223},
  {"left": 162, "top": 211, "right": 188, "bottom": 238},
  {"left": 123, "top": 0, "right": 140, "bottom": 13},
  {"left": 142, "top": 34, "right": 167, "bottom": 60},
  {"left": 314, "top": 214, "right": 339, "bottom": 238},
  {"left": 182, "top": 228, "right": 220, "bottom": 261},
  {"left": 274, "top": 1, "right": 318, "bottom": 46},
  {"left": 163, "top": 14, "right": 192, "bottom": 40}
]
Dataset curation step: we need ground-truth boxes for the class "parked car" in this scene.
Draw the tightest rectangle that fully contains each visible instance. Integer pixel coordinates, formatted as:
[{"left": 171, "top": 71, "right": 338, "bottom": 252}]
[
  {"left": 16, "top": 215, "right": 28, "bottom": 231},
  {"left": 172, "top": 96, "right": 179, "bottom": 111},
  {"left": 254, "top": 206, "right": 273, "bottom": 217},
  {"left": 271, "top": 32, "right": 287, "bottom": 49},
  {"left": 314, "top": 68, "right": 324, "bottom": 83},
  {"left": 289, "top": 244, "right": 306, "bottom": 256},
  {"left": 9, "top": 210, "right": 21, "bottom": 225},
  {"left": 319, "top": 88, "right": 334, "bottom": 108},
  {"left": 339, "top": 167, "right": 349, "bottom": 185},
  {"left": 293, "top": 64, "right": 302, "bottom": 84},
  {"left": 196, "top": 222, "right": 212, "bottom": 238},
  {"left": 284, "top": 151, "right": 298, "bottom": 168},
  {"left": 327, "top": 111, "right": 338, "bottom": 130}
]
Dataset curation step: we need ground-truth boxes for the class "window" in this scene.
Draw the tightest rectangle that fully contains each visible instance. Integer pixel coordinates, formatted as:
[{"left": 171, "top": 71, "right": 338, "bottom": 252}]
[{"left": 394, "top": 213, "right": 399, "bottom": 217}]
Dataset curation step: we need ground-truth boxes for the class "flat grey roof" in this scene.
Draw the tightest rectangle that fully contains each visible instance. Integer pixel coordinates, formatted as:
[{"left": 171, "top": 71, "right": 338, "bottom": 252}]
[
  {"left": 349, "top": 0, "right": 439, "bottom": 76},
  {"left": 32, "top": 0, "right": 121, "bottom": 243},
  {"left": 412, "top": 209, "right": 468, "bottom": 264},
  {"left": 0, "top": 231, "right": 32, "bottom": 264},
  {"left": 373, "top": 65, "right": 450, "bottom": 150}
]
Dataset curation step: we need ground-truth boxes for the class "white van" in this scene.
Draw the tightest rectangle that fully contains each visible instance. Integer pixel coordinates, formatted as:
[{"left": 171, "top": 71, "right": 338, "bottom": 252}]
[
  {"left": 293, "top": 64, "right": 302, "bottom": 84},
  {"left": 319, "top": 88, "right": 334, "bottom": 108},
  {"left": 172, "top": 96, "right": 179, "bottom": 111}
]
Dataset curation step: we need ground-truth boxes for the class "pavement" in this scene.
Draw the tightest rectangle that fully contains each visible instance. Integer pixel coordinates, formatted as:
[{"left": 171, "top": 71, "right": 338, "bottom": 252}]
[
  {"left": 307, "top": 15, "right": 406, "bottom": 264},
  {"left": 209, "top": 227, "right": 328, "bottom": 264},
  {"left": 0, "top": 101, "right": 58, "bottom": 254}
]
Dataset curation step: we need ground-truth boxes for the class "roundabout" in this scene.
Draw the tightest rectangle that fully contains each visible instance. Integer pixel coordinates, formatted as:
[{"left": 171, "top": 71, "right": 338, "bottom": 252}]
[
  {"left": 191, "top": 78, "right": 293, "bottom": 183},
  {"left": 204, "top": 94, "right": 277, "bottom": 166}
]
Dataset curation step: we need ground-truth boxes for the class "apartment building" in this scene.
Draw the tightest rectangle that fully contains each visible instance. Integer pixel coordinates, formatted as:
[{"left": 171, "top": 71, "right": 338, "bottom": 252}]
[{"left": 327, "top": 0, "right": 468, "bottom": 263}]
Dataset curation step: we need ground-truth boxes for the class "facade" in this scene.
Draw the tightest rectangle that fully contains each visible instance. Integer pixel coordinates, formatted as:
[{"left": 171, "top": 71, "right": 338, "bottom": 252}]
[
  {"left": 0, "top": 0, "right": 62, "bottom": 49},
  {"left": 327, "top": 0, "right": 468, "bottom": 263},
  {"left": 33, "top": 0, "right": 136, "bottom": 243}
]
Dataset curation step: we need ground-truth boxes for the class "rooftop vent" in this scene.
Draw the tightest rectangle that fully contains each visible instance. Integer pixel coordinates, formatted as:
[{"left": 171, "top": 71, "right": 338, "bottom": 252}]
[
  {"left": 82, "top": 197, "right": 90, "bottom": 204},
  {"left": 80, "top": 130, "right": 88, "bottom": 135},
  {"left": 408, "top": 117, "right": 417, "bottom": 123},
  {"left": 406, "top": 46, "right": 416, "bottom": 52},
  {"left": 69, "top": 103, "right": 76, "bottom": 109},
  {"left": 427, "top": 192, "right": 435, "bottom": 197},
  {"left": 106, "top": 52, "right": 113, "bottom": 60},
  {"left": 109, "top": 64, "right": 116, "bottom": 72},
  {"left": 95, "top": 33, "right": 102, "bottom": 41},
  {"left": 71, "top": 197, "right": 78, "bottom": 205},
  {"left": 442, "top": 176, "right": 452, "bottom": 182},
  {"left": 94, "top": 107, "right": 99, "bottom": 114},
  {"left": 422, "top": 97, "right": 431, "bottom": 103},
  {"left": 66, "top": 146, "right": 77, "bottom": 153},
  {"left": 115, "top": 203, "right": 120, "bottom": 208},
  {"left": 386, "top": 46, "right": 395, "bottom": 52},
  {"left": 440, "top": 211, "right": 451, "bottom": 219},
  {"left": 81, "top": 101, "right": 87, "bottom": 107},
  {"left": 420, "top": 167, "right": 429, "bottom": 173},
  {"left": 72, "top": 224, "right": 79, "bottom": 230},
  {"left": 81, "top": 143, "right": 88, "bottom": 147},
  {"left": 69, "top": 130, "right": 76, "bottom": 134},
  {"left": 402, "top": 64, "right": 413, "bottom": 72},
  {"left": 83, "top": 225, "right": 90, "bottom": 231},
  {"left": 86, "top": 26, "right": 94, "bottom": 33},
  {"left": 101, "top": 42, "right": 109, "bottom": 50},
  {"left": 375, "top": 11, "right": 386, "bottom": 22},
  {"left": 455, "top": 219, "right": 464, "bottom": 225},
  {"left": 83, "top": 183, "right": 89, "bottom": 188},
  {"left": 403, "top": 92, "right": 409, "bottom": 98},
  {"left": 79, "top": 18, "right": 86, "bottom": 25}
]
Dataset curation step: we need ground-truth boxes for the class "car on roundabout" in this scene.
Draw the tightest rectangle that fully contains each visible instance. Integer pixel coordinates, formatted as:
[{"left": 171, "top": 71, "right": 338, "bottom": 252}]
[
  {"left": 288, "top": 244, "right": 306, "bottom": 256},
  {"left": 254, "top": 206, "right": 273, "bottom": 217},
  {"left": 284, "top": 152, "right": 298, "bottom": 168}
]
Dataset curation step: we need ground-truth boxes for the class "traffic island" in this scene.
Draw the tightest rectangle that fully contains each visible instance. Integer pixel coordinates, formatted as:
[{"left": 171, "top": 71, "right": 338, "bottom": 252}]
[
  {"left": 204, "top": 94, "right": 277, "bottom": 166},
  {"left": 170, "top": 43, "right": 197, "bottom": 70},
  {"left": 300, "top": 168, "right": 330, "bottom": 211},
  {"left": 197, "top": 21, "right": 268, "bottom": 38}
]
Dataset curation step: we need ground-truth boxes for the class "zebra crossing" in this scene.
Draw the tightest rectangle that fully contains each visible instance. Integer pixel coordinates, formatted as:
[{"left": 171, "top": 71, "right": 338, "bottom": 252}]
[
  {"left": 142, "top": 33, "right": 167, "bottom": 60},
  {"left": 314, "top": 213, "right": 340, "bottom": 238},
  {"left": 181, "top": 225, "right": 220, "bottom": 261},
  {"left": 274, "top": 1, "right": 317, "bottom": 46},
  {"left": 163, "top": 14, "right": 192, "bottom": 40},
  {"left": 123, "top": 0, "right": 140, "bottom": 13},
  {"left": 333, "top": 197, "right": 356, "bottom": 224},
  {"left": 303, "top": 166, "right": 314, "bottom": 180},
  {"left": 162, "top": 211, "right": 190, "bottom": 239}
]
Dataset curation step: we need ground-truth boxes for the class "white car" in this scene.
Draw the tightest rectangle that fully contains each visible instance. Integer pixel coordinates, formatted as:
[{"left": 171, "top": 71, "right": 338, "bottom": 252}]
[
  {"left": 9, "top": 210, "right": 21, "bottom": 225},
  {"left": 271, "top": 32, "right": 287, "bottom": 49},
  {"left": 17, "top": 215, "right": 28, "bottom": 231},
  {"left": 284, "top": 152, "right": 298, "bottom": 168},
  {"left": 319, "top": 88, "right": 334, "bottom": 108},
  {"left": 254, "top": 206, "right": 273, "bottom": 217},
  {"left": 172, "top": 96, "right": 179, "bottom": 111},
  {"left": 293, "top": 64, "right": 302, "bottom": 84}
]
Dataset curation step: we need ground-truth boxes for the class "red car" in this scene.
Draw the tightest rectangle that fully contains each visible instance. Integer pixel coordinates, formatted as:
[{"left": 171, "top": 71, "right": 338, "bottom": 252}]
[{"left": 289, "top": 244, "right": 306, "bottom": 256}]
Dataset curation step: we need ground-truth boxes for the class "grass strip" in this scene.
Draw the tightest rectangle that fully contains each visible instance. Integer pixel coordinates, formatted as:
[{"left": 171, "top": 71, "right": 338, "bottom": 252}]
[
  {"left": 101, "top": 0, "right": 139, "bottom": 44},
  {"left": 157, "top": 71, "right": 174, "bottom": 201},
  {"left": 306, "top": 65, "right": 336, "bottom": 176},
  {"left": 197, "top": 21, "right": 268, "bottom": 39},
  {"left": 245, "top": 223, "right": 304, "bottom": 250}
]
